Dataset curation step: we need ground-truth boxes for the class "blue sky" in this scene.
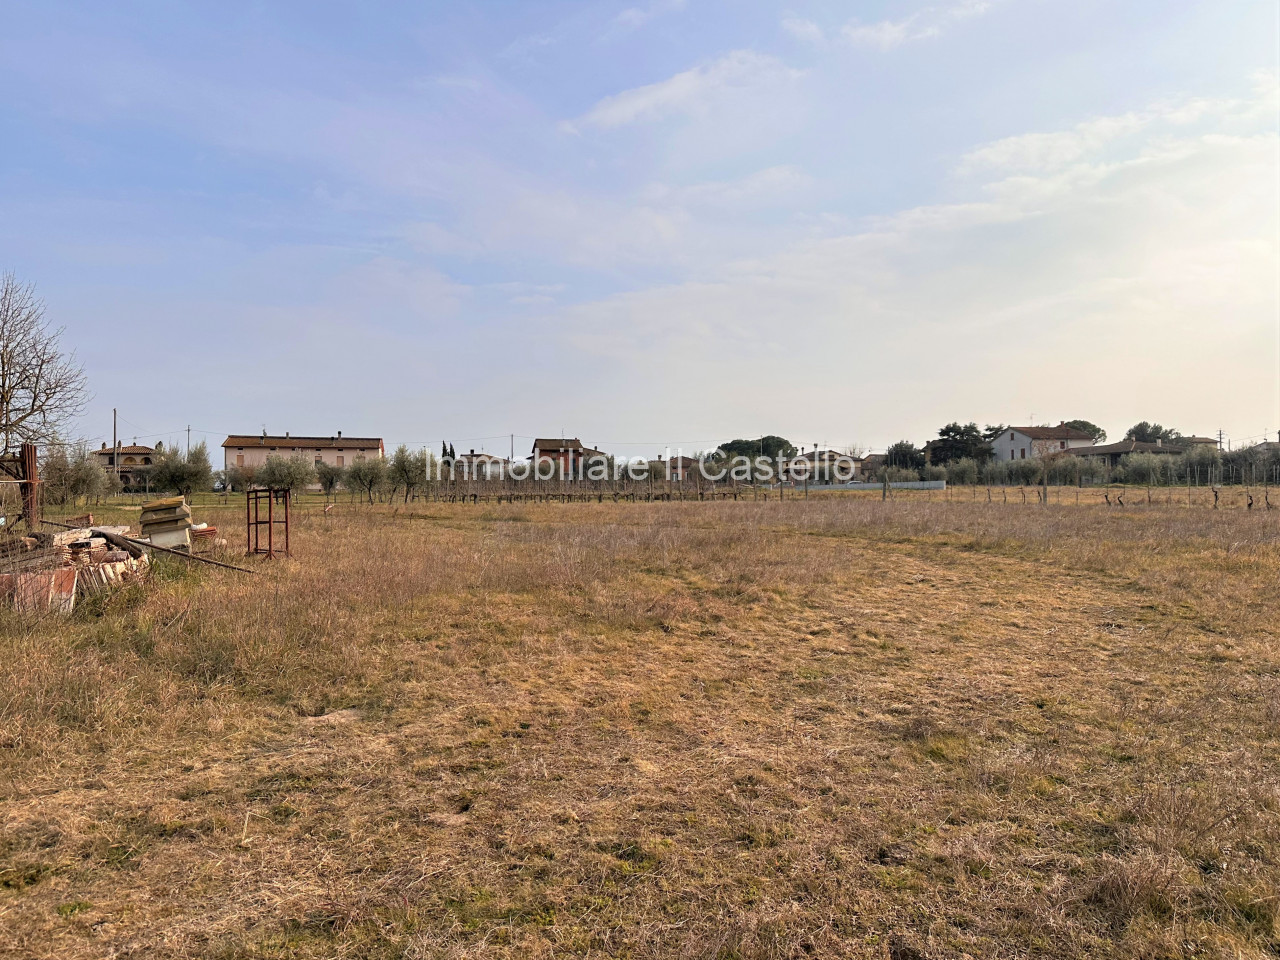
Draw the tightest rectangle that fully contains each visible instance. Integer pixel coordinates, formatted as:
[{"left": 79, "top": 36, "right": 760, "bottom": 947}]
[{"left": 1, "top": 0, "right": 1276, "bottom": 457}]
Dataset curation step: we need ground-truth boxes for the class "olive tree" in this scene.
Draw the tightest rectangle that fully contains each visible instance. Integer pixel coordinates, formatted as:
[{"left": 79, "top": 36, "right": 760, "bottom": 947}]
[
  {"left": 255, "top": 454, "right": 315, "bottom": 498},
  {"left": 344, "top": 456, "right": 387, "bottom": 504},
  {"left": 315, "top": 461, "right": 345, "bottom": 500},
  {"left": 150, "top": 442, "right": 214, "bottom": 497}
]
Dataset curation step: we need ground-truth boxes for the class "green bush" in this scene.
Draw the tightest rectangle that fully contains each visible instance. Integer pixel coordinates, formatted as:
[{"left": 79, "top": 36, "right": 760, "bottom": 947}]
[
  {"left": 883, "top": 466, "right": 921, "bottom": 482},
  {"left": 944, "top": 458, "right": 978, "bottom": 485}
]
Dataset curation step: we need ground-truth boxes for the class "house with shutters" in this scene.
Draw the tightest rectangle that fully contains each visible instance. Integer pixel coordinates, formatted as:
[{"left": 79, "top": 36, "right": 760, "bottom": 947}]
[
  {"left": 93, "top": 442, "right": 158, "bottom": 488},
  {"left": 529, "top": 438, "right": 606, "bottom": 469},
  {"left": 221, "top": 432, "right": 384, "bottom": 472},
  {"left": 992, "top": 424, "right": 1095, "bottom": 462}
]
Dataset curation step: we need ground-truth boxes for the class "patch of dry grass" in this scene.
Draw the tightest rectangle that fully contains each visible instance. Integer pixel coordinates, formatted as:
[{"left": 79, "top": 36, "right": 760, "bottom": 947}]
[{"left": 1, "top": 496, "right": 1277, "bottom": 958}]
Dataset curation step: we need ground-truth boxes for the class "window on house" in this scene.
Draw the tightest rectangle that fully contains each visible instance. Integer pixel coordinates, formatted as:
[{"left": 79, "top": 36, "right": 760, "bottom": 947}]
[
  {"left": 236, "top": 455, "right": 244, "bottom": 467},
  {"left": 336, "top": 456, "right": 344, "bottom": 467},
  {"left": 1020, "top": 448, "right": 1026, "bottom": 459},
  {"left": 1060, "top": 441, "right": 1066, "bottom": 449}
]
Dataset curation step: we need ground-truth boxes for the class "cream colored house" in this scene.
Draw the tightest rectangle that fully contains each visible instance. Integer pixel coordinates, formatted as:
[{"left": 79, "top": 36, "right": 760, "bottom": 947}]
[
  {"left": 221, "top": 433, "right": 384, "bottom": 472},
  {"left": 992, "top": 425, "right": 1094, "bottom": 462}
]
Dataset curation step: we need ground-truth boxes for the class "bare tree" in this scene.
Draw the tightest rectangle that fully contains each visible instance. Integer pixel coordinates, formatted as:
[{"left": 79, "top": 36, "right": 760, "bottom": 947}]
[{"left": 0, "top": 273, "right": 88, "bottom": 452}]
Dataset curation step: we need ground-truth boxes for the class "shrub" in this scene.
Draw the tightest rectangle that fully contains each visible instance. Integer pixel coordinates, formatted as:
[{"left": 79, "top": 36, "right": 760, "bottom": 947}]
[
  {"left": 883, "top": 466, "right": 921, "bottom": 482},
  {"left": 1119, "top": 453, "right": 1168, "bottom": 486},
  {"left": 944, "top": 458, "right": 978, "bottom": 485},
  {"left": 40, "top": 445, "right": 110, "bottom": 505}
]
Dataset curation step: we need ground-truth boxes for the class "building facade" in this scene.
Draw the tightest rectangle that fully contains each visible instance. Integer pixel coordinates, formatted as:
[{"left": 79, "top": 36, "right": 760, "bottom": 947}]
[
  {"left": 94, "top": 443, "right": 158, "bottom": 488},
  {"left": 992, "top": 425, "right": 1095, "bottom": 462},
  {"left": 529, "top": 438, "right": 606, "bottom": 470},
  {"left": 221, "top": 433, "right": 384, "bottom": 472},
  {"left": 1063, "top": 439, "right": 1181, "bottom": 469},
  {"left": 453, "top": 449, "right": 511, "bottom": 479}
]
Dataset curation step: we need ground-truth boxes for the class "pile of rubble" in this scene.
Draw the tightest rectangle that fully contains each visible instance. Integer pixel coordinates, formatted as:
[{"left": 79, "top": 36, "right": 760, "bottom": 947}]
[
  {"left": 0, "top": 525, "right": 149, "bottom": 613},
  {"left": 0, "top": 496, "right": 235, "bottom": 613}
]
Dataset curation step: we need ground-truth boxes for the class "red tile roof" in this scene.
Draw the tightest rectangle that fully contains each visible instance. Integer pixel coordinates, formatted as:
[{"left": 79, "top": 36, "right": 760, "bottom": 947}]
[
  {"left": 222, "top": 435, "right": 382, "bottom": 450},
  {"left": 1010, "top": 425, "right": 1095, "bottom": 441},
  {"left": 1063, "top": 440, "right": 1176, "bottom": 456}
]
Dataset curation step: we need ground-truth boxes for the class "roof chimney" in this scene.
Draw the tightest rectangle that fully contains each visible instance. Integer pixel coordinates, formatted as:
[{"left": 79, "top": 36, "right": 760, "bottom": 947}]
[
  {"left": 337, "top": 430, "right": 342, "bottom": 438},
  {"left": 285, "top": 431, "right": 289, "bottom": 438}
]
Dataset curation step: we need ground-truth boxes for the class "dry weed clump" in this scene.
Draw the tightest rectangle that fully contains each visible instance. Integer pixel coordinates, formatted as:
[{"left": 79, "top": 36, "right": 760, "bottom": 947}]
[{"left": 0, "top": 496, "right": 1277, "bottom": 958}]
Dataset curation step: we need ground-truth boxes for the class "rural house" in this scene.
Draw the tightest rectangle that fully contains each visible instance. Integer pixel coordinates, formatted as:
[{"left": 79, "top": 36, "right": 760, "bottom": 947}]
[
  {"left": 646, "top": 455, "right": 701, "bottom": 481},
  {"left": 93, "top": 442, "right": 158, "bottom": 488},
  {"left": 222, "top": 432, "right": 384, "bottom": 472},
  {"left": 789, "top": 449, "right": 861, "bottom": 480},
  {"left": 1063, "top": 438, "right": 1183, "bottom": 469},
  {"left": 530, "top": 438, "right": 606, "bottom": 469},
  {"left": 992, "top": 425, "right": 1095, "bottom": 461},
  {"left": 453, "top": 449, "right": 511, "bottom": 479}
]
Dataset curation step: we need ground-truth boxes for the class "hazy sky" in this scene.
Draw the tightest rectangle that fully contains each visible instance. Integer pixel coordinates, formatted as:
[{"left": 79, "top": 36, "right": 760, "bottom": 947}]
[{"left": 1, "top": 1, "right": 1276, "bottom": 458}]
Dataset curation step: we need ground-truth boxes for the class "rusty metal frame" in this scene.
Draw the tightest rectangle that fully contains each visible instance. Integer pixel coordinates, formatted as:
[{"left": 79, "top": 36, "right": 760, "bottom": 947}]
[
  {"left": 0, "top": 444, "right": 41, "bottom": 530},
  {"left": 245, "top": 488, "right": 290, "bottom": 558}
]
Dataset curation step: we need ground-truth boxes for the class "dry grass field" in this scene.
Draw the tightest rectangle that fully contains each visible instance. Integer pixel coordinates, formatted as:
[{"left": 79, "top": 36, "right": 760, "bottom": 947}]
[{"left": 1, "top": 493, "right": 1278, "bottom": 959}]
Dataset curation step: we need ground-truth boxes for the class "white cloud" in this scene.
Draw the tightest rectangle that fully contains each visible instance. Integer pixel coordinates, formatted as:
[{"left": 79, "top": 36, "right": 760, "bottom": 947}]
[
  {"left": 569, "top": 50, "right": 801, "bottom": 129},
  {"left": 959, "top": 113, "right": 1150, "bottom": 174},
  {"left": 782, "top": 18, "right": 825, "bottom": 45},
  {"left": 548, "top": 84, "right": 1278, "bottom": 446},
  {"left": 959, "top": 81, "right": 1279, "bottom": 175},
  {"left": 642, "top": 165, "right": 813, "bottom": 208},
  {"left": 844, "top": 0, "right": 997, "bottom": 50},
  {"left": 616, "top": 0, "right": 686, "bottom": 30}
]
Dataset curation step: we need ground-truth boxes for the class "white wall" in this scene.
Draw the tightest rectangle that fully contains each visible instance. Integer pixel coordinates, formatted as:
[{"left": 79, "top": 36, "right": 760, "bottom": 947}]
[{"left": 992, "top": 430, "right": 1092, "bottom": 462}]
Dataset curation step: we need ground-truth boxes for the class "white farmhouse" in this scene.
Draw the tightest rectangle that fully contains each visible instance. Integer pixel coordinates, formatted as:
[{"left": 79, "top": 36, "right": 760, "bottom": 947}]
[
  {"left": 221, "top": 432, "right": 384, "bottom": 471},
  {"left": 992, "top": 424, "right": 1095, "bottom": 462}
]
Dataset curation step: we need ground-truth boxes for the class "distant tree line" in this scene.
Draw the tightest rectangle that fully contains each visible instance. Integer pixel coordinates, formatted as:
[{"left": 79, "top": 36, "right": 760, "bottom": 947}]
[{"left": 874, "top": 419, "right": 1278, "bottom": 486}]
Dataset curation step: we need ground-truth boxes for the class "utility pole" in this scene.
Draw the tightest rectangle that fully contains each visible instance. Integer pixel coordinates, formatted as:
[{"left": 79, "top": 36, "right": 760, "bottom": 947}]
[
  {"left": 1217, "top": 429, "right": 1224, "bottom": 451},
  {"left": 187, "top": 425, "right": 191, "bottom": 455},
  {"left": 113, "top": 408, "right": 119, "bottom": 481}
]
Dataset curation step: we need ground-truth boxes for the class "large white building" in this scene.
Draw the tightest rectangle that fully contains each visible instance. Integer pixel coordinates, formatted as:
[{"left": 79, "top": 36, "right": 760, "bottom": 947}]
[
  {"left": 992, "top": 425, "right": 1095, "bottom": 462},
  {"left": 221, "top": 432, "right": 384, "bottom": 472}
]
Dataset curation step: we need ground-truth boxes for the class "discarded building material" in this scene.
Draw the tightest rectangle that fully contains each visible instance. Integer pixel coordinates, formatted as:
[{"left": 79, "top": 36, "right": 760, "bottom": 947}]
[
  {"left": 41, "top": 518, "right": 260, "bottom": 576},
  {"left": 0, "top": 524, "right": 149, "bottom": 613},
  {"left": 140, "top": 496, "right": 193, "bottom": 552},
  {"left": 0, "top": 567, "right": 80, "bottom": 614},
  {"left": 190, "top": 523, "right": 226, "bottom": 548}
]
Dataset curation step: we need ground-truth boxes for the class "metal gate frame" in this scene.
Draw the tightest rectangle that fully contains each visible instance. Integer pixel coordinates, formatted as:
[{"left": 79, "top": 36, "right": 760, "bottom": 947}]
[{"left": 245, "top": 488, "right": 290, "bottom": 558}]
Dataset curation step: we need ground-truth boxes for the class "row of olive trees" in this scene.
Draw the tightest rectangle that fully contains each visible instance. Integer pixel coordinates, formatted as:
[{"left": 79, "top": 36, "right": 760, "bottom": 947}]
[
  {"left": 220, "top": 446, "right": 438, "bottom": 504},
  {"left": 1112, "top": 445, "right": 1280, "bottom": 486},
  {"left": 884, "top": 445, "right": 1280, "bottom": 487},
  {"left": 36, "top": 442, "right": 218, "bottom": 505},
  {"left": 40, "top": 446, "right": 119, "bottom": 505}
]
